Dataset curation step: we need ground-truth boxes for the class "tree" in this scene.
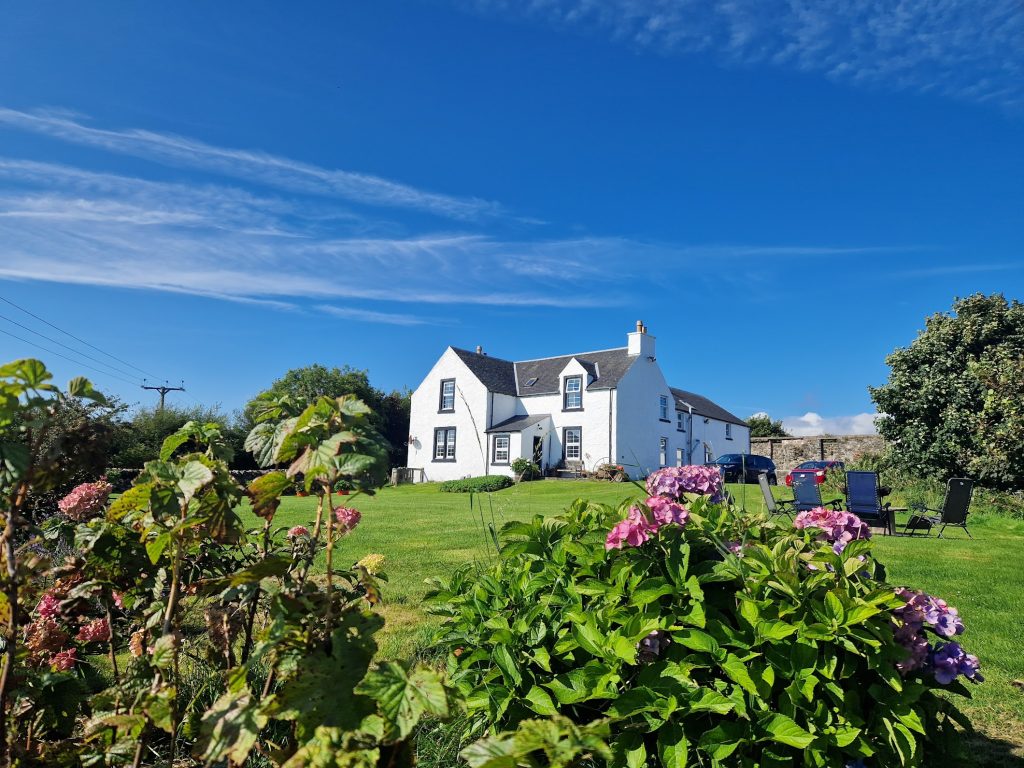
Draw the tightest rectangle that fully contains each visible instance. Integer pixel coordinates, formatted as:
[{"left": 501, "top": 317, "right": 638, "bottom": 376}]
[
  {"left": 869, "top": 293, "right": 1024, "bottom": 489},
  {"left": 747, "top": 413, "right": 789, "bottom": 437},
  {"left": 109, "top": 404, "right": 250, "bottom": 468},
  {"left": 245, "top": 365, "right": 411, "bottom": 470}
]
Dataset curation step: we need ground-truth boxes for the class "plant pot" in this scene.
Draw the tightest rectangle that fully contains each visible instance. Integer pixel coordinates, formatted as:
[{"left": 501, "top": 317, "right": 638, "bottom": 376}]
[{"left": 296, "top": 491, "right": 308, "bottom": 497}]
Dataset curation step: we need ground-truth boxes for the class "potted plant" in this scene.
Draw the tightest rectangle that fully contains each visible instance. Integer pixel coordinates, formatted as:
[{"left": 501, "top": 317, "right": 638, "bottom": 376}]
[{"left": 511, "top": 457, "right": 538, "bottom": 483}]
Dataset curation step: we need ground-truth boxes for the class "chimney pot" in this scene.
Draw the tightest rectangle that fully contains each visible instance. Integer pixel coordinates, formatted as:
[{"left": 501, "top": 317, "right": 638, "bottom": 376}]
[
  {"left": 475, "top": 345, "right": 483, "bottom": 354},
  {"left": 635, "top": 320, "right": 643, "bottom": 333}
]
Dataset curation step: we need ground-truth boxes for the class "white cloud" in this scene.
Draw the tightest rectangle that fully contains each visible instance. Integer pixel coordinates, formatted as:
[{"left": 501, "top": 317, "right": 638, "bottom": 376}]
[
  {"left": 460, "top": 0, "right": 1024, "bottom": 109},
  {"left": 782, "top": 411, "right": 879, "bottom": 436},
  {"left": 0, "top": 108, "right": 502, "bottom": 220}
]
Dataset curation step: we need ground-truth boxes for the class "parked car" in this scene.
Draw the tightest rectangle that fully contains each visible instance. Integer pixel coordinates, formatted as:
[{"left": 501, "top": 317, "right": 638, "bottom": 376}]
[
  {"left": 784, "top": 460, "right": 846, "bottom": 486},
  {"left": 706, "top": 453, "right": 777, "bottom": 484}
]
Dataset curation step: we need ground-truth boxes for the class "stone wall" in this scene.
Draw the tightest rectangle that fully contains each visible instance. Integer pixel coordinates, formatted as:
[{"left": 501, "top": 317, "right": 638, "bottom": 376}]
[{"left": 751, "top": 435, "right": 885, "bottom": 473}]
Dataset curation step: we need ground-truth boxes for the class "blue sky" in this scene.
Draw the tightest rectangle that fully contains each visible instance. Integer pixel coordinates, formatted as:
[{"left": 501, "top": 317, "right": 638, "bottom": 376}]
[{"left": 0, "top": 1, "right": 1021, "bottom": 433}]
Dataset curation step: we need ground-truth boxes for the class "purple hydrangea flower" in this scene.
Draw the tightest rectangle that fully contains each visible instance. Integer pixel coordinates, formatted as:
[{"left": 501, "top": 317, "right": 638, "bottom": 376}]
[
  {"left": 646, "top": 466, "right": 725, "bottom": 503},
  {"left": 646, "top": 496, "right": 689, "bottom": 527},
  {"left": 930, "top": 642, "right": 983, "bottom": 684},
  {"left": 793, "top": 507, "right": 871, "bottom": 554}
]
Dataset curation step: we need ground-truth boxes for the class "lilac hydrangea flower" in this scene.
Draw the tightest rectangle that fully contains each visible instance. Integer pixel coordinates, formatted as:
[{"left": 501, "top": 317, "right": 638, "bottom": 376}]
[
  {"left": 930, "top": 642, "right": 983, "bottom": 684},
  {"left": 793, "top": 507, "right": 871, "bottom": 554},
  {"left": 646, "top": 496, "right": 689, "bottom": 527},
  {"left": 646, "top": 466, "right": 725, "bottom": 503}
]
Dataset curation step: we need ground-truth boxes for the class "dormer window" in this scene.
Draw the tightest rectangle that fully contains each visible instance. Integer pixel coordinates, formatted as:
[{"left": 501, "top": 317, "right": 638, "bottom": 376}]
[
  {"left": 563, "top": 376, "right": 583, "bottom": 410},
  {"left": 439, "top": 379, "right": 455, "bottom": 412}
]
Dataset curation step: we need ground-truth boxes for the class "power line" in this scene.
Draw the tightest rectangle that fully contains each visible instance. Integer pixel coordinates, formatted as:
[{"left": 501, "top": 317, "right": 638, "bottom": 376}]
[
  {"left": 0, "top": 293, "right": 161, "bottom": 379},
  {"left": 0, "top": 310, "right": 142, "bottom": 382},
  {"left": 0, "top": 326, "right": 141, "bottom": 387}
]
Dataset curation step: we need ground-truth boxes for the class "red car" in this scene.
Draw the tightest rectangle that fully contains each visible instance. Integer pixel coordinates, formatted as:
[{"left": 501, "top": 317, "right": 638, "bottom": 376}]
[{"left": 784, "top": 460, "right": 845, "bottom": 486}]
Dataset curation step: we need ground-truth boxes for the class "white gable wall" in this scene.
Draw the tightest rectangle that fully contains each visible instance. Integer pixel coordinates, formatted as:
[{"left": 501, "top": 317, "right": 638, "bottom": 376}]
[
  {"left": 614, "top": 354, "right": 677, "bottom": 477},
  {"left": 406, "top": 348, "right": 492, "bottom": 481}
]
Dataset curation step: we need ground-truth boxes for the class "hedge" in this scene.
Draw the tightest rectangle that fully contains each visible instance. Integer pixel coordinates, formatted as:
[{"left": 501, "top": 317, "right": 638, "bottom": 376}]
[{"left": 439, "top": 475, "right": 514, "bottom": 493}]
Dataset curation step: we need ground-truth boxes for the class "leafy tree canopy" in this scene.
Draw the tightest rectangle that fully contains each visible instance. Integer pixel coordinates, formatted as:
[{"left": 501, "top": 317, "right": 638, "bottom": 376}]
[
  {"left": 746, "top": 413, "right": 789, "bottom": 438},
  {"left": 869, "top": 293, "right": 1024, "bottom": 490},
  {"left": 110, "top": 404, "right": 252, "bottom": 469},
  {"left": 245, "top": 364, "right": 411, "bottom": 470}
]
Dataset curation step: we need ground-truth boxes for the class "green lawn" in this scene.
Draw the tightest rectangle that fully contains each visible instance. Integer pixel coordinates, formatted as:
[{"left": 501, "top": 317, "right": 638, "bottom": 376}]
[{"left": 241, "top": 479, "right": 1024, "bottom": 761}]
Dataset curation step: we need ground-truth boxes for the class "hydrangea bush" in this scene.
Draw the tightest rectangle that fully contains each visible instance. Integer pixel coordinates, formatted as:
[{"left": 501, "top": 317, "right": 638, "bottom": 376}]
[{"left": 430, "top": 466, "right": 980, "bottom": 767}]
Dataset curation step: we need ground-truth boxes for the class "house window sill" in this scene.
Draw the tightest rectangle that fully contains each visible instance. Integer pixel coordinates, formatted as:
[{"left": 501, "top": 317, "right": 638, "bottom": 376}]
[
  {"left": 562, "top": 408, "right": 584, "bottom": 413},
  {"left": 437, "top": 409, "right": 455, "bottom": 415},
  {"left": 659, "top": 418, "right": 671, "bottom": 423},
  {"left": 491, "top": 462, "right": 509, "bottom": 467},
  {"left": 432, "top": 458, "right": 457, "bottom": 463}
]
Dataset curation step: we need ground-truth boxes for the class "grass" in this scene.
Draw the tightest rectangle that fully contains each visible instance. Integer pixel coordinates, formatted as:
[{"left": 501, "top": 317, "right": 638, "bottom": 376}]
[{"left": 239, "top": 479, "right": 1024, "bottom": 762}]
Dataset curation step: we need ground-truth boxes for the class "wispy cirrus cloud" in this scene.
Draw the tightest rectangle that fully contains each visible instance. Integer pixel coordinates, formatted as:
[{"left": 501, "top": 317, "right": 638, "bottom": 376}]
[
  {"left": 459, "top": 0, "right": 1024, "bottom": 109},
  {"left": 0, "top": 108, "right": 502, "bottom": 220}
]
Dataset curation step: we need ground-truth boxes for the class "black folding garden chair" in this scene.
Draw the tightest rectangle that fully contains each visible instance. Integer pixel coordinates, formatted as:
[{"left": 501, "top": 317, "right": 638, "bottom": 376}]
[
  {"left": 792, "top": 472, "right": 842, "bottom": 513},
  {"left": 846, "top": 470, "right": 903, "bottom": 535},
  {"left": 758, "top": 472, "right": 794, "bottom": 519},
  {"left": 903, "top": 477, "right": 974, "bottom": 539}
]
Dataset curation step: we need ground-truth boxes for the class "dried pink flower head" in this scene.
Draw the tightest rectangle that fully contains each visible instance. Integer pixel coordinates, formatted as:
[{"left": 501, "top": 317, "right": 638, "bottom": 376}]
[
  {"left": 50, "top": 648, "right": 77, "bottom": 671},
  {"left": 287, "top": 525, "right": 310, "bottom": 538},
  {"left": 57, "top": 480, "right": 112, "bottom": 521},
  {"left": 75, "top": 618, "right": 111, "bottom": 644}
]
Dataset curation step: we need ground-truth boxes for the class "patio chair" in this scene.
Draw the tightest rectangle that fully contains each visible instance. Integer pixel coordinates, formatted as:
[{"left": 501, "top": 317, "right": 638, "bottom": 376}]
[
  {"left": 792, "top": 472, "right": 843, "bottom": 513},
  {"left": 903, "top": 477, "right": 974, "bottom": 538},
  {"left": 846, "top": 471, "right": 903, "bottom": 535},
  {"left": 758, "top": 472, "right": 794, "bottom": 518}
]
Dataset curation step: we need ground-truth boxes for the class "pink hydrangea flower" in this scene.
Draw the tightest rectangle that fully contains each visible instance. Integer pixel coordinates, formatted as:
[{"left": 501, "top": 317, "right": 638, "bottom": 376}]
[
  {"left": 287, "top": 525, "right": 310, "bottom": 538},
  {"left": 333, "top": 506, "right": 361, "bottom": 533},
  {"left": 112, "top": 592, "right": 124, "bottom": 610},
  {"left": 75, "top": 618, "right": 111, "bottom": 644},
  {"left": 646, "top": 466, "right": 725, "bottom": 503},
  {"left": 606, "top": 507, "right": 657, "bottom": 550},
  {"left": 50, "top": 648, "right": 77, "bottom": 671},
  {"left": 36, "top": 592, "right": 61, "bottom": 619},
  {"left": 646, "top": 496, "right": 689, "bottom": 527},
  {"left": 793, "top": 507, "right": 871, "bottom": 554},
  {"left": 57, "top": 480, "right": 112, "bottom": 521}
]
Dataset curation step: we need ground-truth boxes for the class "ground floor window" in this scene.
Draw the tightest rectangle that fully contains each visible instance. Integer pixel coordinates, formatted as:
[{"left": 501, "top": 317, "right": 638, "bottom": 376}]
[
  {"left": 704, "top": 444, "right": 713, "bottom": 463},
  {"left": 493, "top": 433, "right": 510, "bottom": 464},
  {"left": 563, "top": 427, "right": 582, "bottom": 460},
  {"left": 659, "top": 437, "right": 668, "bottom": 467},
  {"left": 434, "top": 427, "right": 456, "bottom": 461},
  {"left": 676, "top": 447, "right": 683, "bottom": 466}
]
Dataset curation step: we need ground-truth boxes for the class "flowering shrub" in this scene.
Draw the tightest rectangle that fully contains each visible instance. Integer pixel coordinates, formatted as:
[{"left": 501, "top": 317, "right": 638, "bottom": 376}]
[
  {"left": 892, "top": 587, "right": 981, "bottom": 684},
  {"left": 430, "top": 466, "right": 979, "bottom": 766},
  {"left": 56, "top": 479, "right": 112, "bottom": 521},
  {"left": 334, "top": 504, "right": 362, "bottom": 533}
]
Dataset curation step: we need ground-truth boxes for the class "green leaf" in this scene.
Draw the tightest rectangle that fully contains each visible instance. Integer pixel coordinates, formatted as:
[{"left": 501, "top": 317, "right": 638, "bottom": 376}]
[
  {"left": 824, "top": 592, "right": 846, "bottom": 625},
  {"left": 658, "top": 721, "right": 689, "bottom": 768},
  {"left": 177, "top": 460, "right": 214, "bottom": 503},
  {"left": 698, "top": 722, "right": 745, "bottom": 760},
  {"left": 672, "top": 629, "right": 719, "bottom": 656},
  {"left": 572, "top": 621, "right": 607, "bottom": 658},
  {"left": 0, "top": 358, "right": 53, "bottom": 388},
  {"left": 631, "top": 577, "right": 673, "bottom": 607},
  {"left": 146, "top": 532, "right": 171, "bottom": 564},
  {"left": 245, "top": 418, "right": 297, "bottom": 468},
  {"left": 492, "top": 645, "right": 523, "bottom": 687},
  {"left": 66, "top": 376, "right": 106, "bottom": 403},
  {"left": 524, "top": 685, "right": 559, "bottom": 716},
  {"left": 355, "top": 662, "right": 453, "bottom": 740},
  {"left": 758, "top": 713, "right": 815, "bottom": 749}
]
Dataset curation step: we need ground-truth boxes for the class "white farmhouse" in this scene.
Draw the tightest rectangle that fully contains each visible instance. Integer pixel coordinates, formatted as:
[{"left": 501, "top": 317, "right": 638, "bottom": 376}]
[{"left": 406, "top": 322, "right": 750, "bottom": 481}]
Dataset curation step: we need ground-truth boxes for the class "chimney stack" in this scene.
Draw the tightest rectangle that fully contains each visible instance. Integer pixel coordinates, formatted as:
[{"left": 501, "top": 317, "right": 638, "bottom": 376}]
[{"left": 627, "top": 320, "right": 655, "bottom": 357}]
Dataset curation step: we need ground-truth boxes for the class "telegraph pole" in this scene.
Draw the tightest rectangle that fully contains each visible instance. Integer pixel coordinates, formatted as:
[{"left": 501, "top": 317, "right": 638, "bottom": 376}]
[{"left": 142, "top": 380, "right": 185, "bottom": 410}]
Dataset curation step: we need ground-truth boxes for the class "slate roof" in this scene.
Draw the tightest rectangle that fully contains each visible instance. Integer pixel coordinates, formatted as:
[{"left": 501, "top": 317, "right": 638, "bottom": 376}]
[
  {"left": 670, "top": 387, "right": 747, "bottom": 427},
  {"left": 450, "top": 347, "right": 517, "bottom": 396},
  {"left": 485, "top": 413, "right": 551, "bottom": 433},
  {"left": 515, "top": 348, "right": 635, "bottom": 395}
]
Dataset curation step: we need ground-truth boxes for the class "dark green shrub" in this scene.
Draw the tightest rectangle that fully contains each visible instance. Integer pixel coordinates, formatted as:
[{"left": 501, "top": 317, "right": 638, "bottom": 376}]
[
  {"left": 439, "top": 475, "right": 514, "bottom": 493},
  {"left": 429, "top": 470, "right": 979, "bottom": 766},
  {"left": 511, "top": 458, "right": 541, "bottom": 481}
]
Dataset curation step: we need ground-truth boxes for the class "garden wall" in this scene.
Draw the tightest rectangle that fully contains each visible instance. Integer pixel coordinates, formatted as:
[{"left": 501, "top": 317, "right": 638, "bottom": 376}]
[{"left": 751, "top": 434, "right": 884, "bottom": 473}]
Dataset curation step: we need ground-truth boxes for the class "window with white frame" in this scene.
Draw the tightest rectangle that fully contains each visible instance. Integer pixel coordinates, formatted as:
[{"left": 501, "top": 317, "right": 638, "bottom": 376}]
[
  {"left": 704, "top": 444, "right": 713, "bottom": 463},
  {"left": 434, "top": 427, "right": 456, "bottom": 460},
  {"left": 725, "top": 423, "right": 733, "bottom": 439},
  {"left": 676, "top": 447, "right": 683, "bottom": 466},
  {"left": 659, "top": 437, "right": 668, "bottom": 466},
  {"left": 564, "top": 427, "right": 582, "bottom": 460},
  {"left": 493, "top": 434, "right": 510, "bottom": 464},
  {"left": 676, "top": 410, "right": 685, "bottom": 431},
  {"left": 564, "top": 376, "right": 583, "bottom": 410},
  {"left": 659, "top": 395, "right": 669, "bottom": 420},
  {"left": 439, "top": 379, "right": 455, "bottom": 412}
]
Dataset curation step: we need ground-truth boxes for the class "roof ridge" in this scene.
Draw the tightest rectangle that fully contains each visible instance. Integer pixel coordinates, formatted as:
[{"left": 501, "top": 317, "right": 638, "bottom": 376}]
[
  {"left": 513, "top": 346, "right": 628, "bottom": 364},
  {"left": 449, "top": 346, "right": 516, "bottom": 365}
]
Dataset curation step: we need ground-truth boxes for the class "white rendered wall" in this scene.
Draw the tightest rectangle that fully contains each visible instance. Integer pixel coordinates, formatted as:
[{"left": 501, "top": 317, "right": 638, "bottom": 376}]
[
  {"left": 406, "top": 348, "right": 492, "bottom": 482},
  {"left": 614, "top": 354, "right": 678, "bottom": 478}
]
